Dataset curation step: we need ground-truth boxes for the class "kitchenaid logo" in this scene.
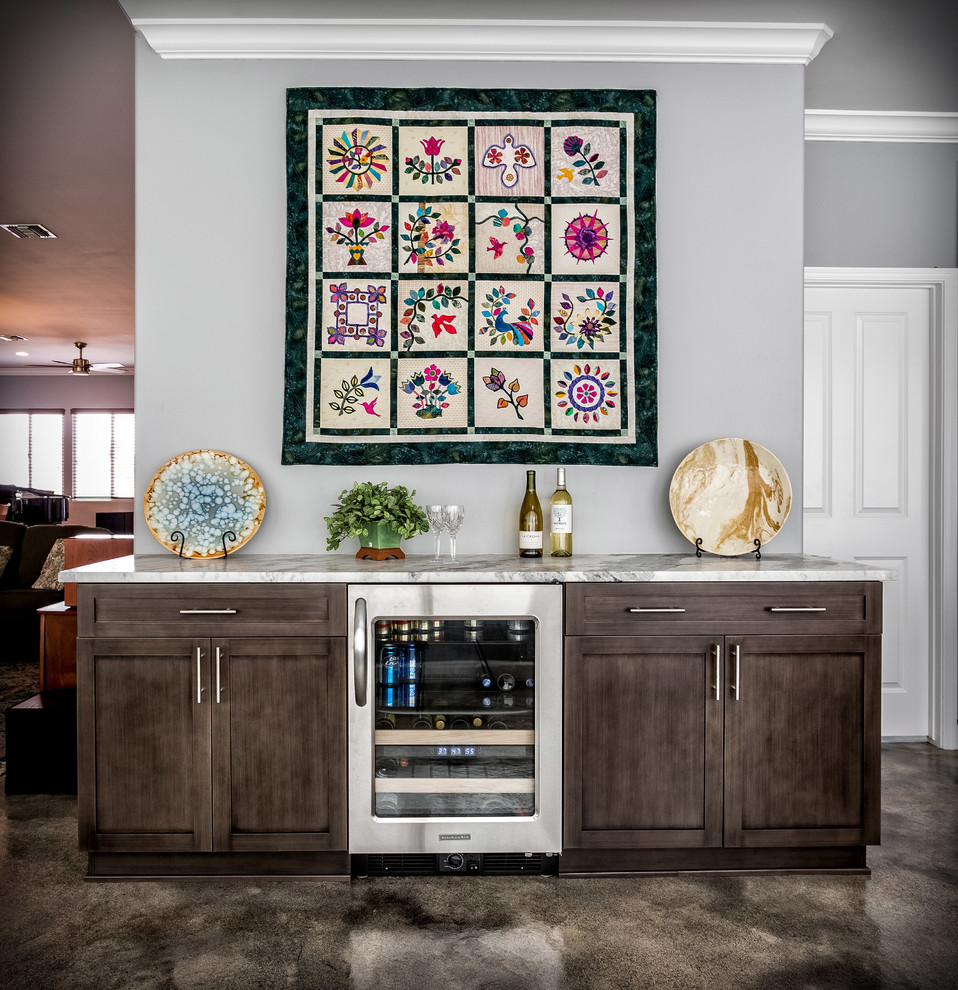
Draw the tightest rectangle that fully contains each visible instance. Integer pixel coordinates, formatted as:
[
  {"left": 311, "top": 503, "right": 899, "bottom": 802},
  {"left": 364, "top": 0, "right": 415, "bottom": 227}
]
[{"left": 439, "top": 833, "right": 471, "bottom": 841}]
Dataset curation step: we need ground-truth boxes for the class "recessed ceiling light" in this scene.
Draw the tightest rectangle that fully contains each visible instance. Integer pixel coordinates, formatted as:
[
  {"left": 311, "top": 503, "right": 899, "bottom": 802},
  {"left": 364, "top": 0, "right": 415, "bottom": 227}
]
[{"left": 16, "top": 351, "right": 29, "bottom": 356}]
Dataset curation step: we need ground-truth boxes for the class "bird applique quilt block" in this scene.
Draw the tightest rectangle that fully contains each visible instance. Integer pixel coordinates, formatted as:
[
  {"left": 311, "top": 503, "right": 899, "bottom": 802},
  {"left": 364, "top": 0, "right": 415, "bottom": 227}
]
[{"left": 284, "top": 87, "right": 656, "bottom": 465}]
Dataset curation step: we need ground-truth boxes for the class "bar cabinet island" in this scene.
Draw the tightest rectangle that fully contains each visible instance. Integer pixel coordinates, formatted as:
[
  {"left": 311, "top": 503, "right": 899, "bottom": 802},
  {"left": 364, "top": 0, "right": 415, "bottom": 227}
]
[{"left": 60, "top": 552, "right": 890, "bottom": 880}]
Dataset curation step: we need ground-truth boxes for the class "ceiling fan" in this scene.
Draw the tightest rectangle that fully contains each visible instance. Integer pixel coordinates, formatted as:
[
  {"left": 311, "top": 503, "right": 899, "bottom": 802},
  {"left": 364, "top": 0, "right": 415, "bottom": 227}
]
[{"left": 27, "top": 341, "right": 129, "bottom": 375}]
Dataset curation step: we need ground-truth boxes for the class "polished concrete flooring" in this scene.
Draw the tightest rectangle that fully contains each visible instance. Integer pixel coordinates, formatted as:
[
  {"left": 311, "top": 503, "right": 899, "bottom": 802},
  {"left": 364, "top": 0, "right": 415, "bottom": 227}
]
[{"left": 1, "top": 743, "right": 956, "bottom": 989}]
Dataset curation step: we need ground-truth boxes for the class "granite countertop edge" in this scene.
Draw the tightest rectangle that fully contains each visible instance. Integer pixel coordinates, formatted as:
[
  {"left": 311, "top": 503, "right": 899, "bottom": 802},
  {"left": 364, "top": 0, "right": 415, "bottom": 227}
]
[{"left": 59, "top": 553, "right": 896, "bottom": 584}]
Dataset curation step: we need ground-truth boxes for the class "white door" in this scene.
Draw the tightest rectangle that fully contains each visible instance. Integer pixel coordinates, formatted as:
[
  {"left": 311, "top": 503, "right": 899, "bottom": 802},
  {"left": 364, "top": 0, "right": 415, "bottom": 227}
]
[{"left": 804, "top": 284, "right": 930, "bottom": 738}]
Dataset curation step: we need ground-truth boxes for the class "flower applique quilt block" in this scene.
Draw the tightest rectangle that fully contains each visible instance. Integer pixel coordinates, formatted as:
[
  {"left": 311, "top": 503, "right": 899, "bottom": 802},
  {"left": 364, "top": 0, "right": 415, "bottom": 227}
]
[
  {"left": 321, "top": 124, "right": 392, "bottom": 195},
  {"left": 316, "top": 358, "right": 390, "bottom": 429}
]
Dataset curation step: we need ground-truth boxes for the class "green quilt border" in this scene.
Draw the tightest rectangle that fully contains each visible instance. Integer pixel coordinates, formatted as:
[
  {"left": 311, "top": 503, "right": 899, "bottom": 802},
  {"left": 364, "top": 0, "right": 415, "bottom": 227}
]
[{"left": 283, "top": 86, "right": 656, "bottom": 466}]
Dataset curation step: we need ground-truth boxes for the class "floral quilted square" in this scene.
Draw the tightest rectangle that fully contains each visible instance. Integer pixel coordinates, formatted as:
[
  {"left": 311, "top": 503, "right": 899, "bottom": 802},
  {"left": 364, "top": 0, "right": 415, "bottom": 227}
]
[
  {"left": 321, "top": 280, "right": 390, "bottom": 351},
  {"left": 321, "top": 201, "right": 392, "bottom": 272},
  {"left": 551, "top": 203, "right": 621, "bottom": 276},
  {"left": 550, "top": 127, "right": 621, "bottom": 196},
  {"left": 317, "top": 358, "right": 390, "bottom": 429},
  {"left": 476, "top": 281, "right": 545, "bottom": 351},
  {"left": 474, "top": 125, "right": 545, "bottom": 197},
  {"left": 399, "top": 126, "right": 468, "bottom": 195},
  {"left": 396, "top": 358, "right": 468, "bottom": 428},
  {"left": 397, "top": 280, "right": 469, "bottom": 354},
  {"left": 551, "top": 360, "right": 622, "bottom": 430},
  {"left": 398, "top": 201, "right": 469, "bottom": 274},
  {"left": 474, "top": 359, "right": 545, "bottom": 429},
  {"left": 475, "top": 202, "right": 546, "bottom": 276},
  {"left": 321, "top": 124, "right": 393, "bottom": 195},
  {"left": 550, "top": 283, "right": 622, "bottom": 353}
]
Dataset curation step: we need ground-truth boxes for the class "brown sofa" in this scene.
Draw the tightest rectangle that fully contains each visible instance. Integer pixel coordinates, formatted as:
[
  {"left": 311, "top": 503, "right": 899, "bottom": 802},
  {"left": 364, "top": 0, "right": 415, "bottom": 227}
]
[{"left": 0, "top": 521, "right": 110, "bottom": 661}]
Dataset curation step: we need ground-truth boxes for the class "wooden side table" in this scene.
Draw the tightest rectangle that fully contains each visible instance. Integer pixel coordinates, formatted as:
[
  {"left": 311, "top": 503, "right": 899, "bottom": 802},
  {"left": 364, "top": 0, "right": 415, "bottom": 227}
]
[{"left": 38, "top": 602, "right": 78, "bottom": 690}]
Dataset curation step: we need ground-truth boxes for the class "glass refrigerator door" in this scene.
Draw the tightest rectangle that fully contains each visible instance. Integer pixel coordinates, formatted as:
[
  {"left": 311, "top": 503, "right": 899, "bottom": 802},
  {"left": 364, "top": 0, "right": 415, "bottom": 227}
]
[{"left": 372, "top": 617, "right": 538, "bottom": 819}]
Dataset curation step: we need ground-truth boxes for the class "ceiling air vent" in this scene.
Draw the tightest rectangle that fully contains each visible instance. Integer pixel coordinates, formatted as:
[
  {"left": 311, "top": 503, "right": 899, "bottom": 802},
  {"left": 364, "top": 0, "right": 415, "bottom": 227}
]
[{"left": 1, "top": 223, "right": 57, "bottom": 239}]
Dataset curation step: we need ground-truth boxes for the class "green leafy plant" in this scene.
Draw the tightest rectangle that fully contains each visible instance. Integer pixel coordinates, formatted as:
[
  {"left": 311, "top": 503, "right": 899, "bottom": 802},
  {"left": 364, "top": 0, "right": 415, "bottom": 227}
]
[{"left": 324, "top": 481, "right": 430, "bottom": 551}]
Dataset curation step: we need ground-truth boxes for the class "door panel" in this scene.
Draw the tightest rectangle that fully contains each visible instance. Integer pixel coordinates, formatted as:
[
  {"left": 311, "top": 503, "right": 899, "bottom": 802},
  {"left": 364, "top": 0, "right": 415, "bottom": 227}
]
[
  {"left": 804, "top": 284, "right": 930, "bottom": 737},
  {"left": 723, "top": 635, "right": 880, "bottom": 848},
  {"left": 77, "top": 638, "right": 211, "bottom": 852},
  {"left": 212, "top": 638, "right": 347, "bottom": 852},
  {"left": 564, "top": 635, "right": 723, "bottom": 849}
]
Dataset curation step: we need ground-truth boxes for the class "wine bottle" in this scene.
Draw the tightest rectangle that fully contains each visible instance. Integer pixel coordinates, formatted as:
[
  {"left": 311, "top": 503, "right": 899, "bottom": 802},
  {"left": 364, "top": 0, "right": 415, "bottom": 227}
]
[
  {"left": 518, "top": 469, "right": 543, "bottom": 558},
  {"left": 550, "top": 467, "right": 573, "bottom": 557}
]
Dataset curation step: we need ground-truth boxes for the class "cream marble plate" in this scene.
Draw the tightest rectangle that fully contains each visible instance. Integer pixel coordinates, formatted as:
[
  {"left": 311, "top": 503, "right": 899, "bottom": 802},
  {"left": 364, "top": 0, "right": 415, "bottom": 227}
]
[
  {"left": 669, "top": 438, "right": 792, "bottom": 556},
  {"left": 144, "top": 450, "right": 266, "bottom": 558}
]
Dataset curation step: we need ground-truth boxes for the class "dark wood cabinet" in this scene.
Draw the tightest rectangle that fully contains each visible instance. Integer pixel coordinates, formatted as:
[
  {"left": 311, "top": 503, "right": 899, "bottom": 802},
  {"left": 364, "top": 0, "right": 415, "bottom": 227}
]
[
  {"left": 76, "top": 585, "right": 348, "bottom": 878},
  {"left": 563, "top": 583, "right": 882, "bottom": 874}
]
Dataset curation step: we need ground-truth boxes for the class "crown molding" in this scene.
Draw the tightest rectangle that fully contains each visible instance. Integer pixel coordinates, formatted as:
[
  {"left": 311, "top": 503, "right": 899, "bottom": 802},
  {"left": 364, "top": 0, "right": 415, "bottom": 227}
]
[
  {"left": 119, "top": 12, "right": 833, "bottom": 64},
  {"left": 805, "top": 110, "right": 958, "bottom": 143}
]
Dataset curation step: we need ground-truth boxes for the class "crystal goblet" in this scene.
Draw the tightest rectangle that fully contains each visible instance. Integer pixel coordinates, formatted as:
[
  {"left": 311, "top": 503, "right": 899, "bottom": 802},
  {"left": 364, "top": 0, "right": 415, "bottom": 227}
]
[
  {"left": 442, "top": 504, "right": 465, "bottom": 560},
  {"left": 425, "top": 504, "right": 446, "bottom": 561}
]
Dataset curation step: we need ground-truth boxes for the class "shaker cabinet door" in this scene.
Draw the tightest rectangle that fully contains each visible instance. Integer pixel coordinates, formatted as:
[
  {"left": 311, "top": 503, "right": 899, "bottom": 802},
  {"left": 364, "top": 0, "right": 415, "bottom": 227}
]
[
  {"left": 723, "top": 635, "right": 881, "bottom": 848},
  {"left": 211, "top": 638, "right": 347, "bottom": 852},
  {"left": 564, "top": 635, "right": 723, "bottom": 850},
  {"left": 77, "top": 637, "right": 212, "bottom": 853}
]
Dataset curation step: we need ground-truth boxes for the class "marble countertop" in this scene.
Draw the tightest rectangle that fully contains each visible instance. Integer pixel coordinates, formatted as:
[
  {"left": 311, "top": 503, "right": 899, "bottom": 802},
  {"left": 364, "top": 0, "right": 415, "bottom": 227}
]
[{"left": 59, "top": 552, "right": 894, "bottom": 584}]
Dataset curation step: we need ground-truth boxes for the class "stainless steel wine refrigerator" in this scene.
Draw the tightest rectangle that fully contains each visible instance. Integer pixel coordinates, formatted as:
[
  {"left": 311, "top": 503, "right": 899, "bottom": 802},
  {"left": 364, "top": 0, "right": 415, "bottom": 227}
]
[{"left": 347, "top": 584, "right": 562, "bottom": 875}]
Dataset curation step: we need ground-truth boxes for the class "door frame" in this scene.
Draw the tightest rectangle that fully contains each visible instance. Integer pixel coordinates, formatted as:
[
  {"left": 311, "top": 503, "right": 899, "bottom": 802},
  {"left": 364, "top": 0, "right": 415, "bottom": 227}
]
[{"left": 804, "top": 268, "right": 958, "bottom": 749}]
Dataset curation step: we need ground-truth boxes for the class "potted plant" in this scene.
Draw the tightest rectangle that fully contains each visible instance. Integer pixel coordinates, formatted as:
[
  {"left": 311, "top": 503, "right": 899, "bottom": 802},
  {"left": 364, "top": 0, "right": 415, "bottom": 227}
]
[{"left": 324, "top": 481, "right": 430, "bottom": 558}]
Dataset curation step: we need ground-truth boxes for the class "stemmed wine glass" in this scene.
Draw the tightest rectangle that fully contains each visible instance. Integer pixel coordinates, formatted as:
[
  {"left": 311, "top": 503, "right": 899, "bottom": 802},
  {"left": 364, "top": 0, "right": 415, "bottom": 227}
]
[
  {"left": 425, "top": 504, "right": 446, "bottom": 561},
  {"left": 442, "top": 504, "right": 465, "bottom": 560}
]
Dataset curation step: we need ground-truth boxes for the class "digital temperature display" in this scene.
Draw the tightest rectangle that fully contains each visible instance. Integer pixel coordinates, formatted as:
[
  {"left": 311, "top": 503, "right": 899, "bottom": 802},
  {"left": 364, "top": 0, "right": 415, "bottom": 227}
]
[{"left": 435, "top": 746, "right": 477, "bottom": 757}]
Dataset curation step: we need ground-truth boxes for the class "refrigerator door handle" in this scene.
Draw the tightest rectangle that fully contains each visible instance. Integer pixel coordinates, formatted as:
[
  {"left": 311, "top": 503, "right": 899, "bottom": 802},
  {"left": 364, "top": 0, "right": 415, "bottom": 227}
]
[{"left": 354, "top": 596, "right": 368, "bottom": 706}]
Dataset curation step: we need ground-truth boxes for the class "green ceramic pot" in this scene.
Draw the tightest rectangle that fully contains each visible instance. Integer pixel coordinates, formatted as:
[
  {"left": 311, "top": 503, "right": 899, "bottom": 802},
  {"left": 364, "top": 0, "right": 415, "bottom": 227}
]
[{"left": 359, "top": 520, "right": 402, "bottom": 549}]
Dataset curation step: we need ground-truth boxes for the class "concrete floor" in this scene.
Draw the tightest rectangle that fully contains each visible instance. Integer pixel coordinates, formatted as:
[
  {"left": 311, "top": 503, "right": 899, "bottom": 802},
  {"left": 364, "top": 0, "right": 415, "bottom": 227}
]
[{"left": 1, "top": 743, "right": 956, "bottom": 989}]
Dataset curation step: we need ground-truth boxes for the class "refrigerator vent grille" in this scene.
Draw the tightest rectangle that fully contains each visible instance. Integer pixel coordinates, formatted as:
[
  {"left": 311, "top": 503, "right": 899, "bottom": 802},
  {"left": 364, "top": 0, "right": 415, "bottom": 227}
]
[
  {"left": 363, "top": 854, "right": 436, "bottom": 876},
  {"left": 483, "top": 853, "right": 551, "bottom": 875}
]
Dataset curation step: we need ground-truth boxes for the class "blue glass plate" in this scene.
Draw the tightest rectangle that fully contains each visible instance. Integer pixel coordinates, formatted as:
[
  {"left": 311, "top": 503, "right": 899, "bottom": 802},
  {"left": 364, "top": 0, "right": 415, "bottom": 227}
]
[{"left": 144, "top": 449, "right": 266, "bottom": 558}]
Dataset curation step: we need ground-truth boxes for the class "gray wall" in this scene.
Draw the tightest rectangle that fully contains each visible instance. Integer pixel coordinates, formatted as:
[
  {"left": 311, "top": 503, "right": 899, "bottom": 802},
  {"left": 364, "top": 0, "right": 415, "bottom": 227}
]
[
  {"left": 805, "top": 143, "right": 958, "bottom": 268},
  {"left": 133, "top": 49, "right": 806, "bottom": 555}
]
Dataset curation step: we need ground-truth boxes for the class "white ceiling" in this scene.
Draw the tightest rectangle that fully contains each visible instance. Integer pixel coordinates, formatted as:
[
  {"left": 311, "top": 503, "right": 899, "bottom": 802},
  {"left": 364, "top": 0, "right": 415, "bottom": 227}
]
[{"left": 0, "top": 0, "right": 954, "bottom": 376}]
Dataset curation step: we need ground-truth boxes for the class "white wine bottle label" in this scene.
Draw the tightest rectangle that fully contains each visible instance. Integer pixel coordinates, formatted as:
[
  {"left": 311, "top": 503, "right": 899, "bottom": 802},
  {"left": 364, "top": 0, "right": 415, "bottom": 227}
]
[
  {"left": 519, "top": 529, "right": 543, "bottom": 549},
  {"left": 551, "top": 505, "right": 572, "bottom": 534}
]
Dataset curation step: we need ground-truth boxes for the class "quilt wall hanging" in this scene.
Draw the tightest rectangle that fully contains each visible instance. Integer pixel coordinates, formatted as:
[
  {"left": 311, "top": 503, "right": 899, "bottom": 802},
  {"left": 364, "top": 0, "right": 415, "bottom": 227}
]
[{"left": 283, "top": 87, "right": 656, "bottom": 466}]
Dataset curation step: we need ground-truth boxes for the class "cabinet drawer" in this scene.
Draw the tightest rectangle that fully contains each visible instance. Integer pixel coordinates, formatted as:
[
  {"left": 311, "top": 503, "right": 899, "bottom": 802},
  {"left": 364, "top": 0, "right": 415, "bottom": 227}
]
[
  {"left": 565, "top": 582, "right": 881, "bottom": 636},
  {"left": 78, "top": 584, "right": 346, "bottom": 638}
]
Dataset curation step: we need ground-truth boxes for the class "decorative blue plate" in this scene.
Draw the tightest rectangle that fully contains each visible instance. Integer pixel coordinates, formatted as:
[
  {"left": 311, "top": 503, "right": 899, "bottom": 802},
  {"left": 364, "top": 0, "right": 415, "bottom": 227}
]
[{"left": 144, "top": 449, "right": 266, "bottom": 558}]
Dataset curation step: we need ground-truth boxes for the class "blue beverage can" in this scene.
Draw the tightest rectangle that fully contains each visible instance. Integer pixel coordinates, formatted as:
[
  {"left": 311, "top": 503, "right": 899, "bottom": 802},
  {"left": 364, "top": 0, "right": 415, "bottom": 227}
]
[
  {"left": 381, "top": 684, "right": 398, "bottom": 708},
  {"left": 381, "top": 646, "right": 400, "bottom": 685},
  {"left": 402, "top": 643, "right": 419, "bottom": 683},
  {"left": 402, "top": 681, "right": 417, "bottom": 708}
]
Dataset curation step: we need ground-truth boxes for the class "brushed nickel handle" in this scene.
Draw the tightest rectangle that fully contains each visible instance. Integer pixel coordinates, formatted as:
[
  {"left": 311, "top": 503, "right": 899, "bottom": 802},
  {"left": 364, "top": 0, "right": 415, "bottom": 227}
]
[
  {"left": 628, "top": 607, "right": 687, "bottom": 613},
  {"left": 196, "top": 648, "right": 204, "bottom": 704},
  {"left": 179, "top": 608, "right": 238, "bottom": 615},
  {"left": 712, "top": 644, "right": 721, "bottom": 701},
  {"left": 769, "top": 606, "right": 827, "bottom": 612},
  {"left": 732, "top": 645, "right": 741, "bottom": 701},
  {"left": 215, "top": 647, "right": 222, "bottom": 704},
  {"left": 354, "top": 597, "right": 368, "bottom": 707}
]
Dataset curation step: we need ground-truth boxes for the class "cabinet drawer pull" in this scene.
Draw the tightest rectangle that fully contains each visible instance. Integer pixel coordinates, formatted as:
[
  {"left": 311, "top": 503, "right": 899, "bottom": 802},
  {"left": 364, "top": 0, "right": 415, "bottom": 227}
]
[
  {"left": 768, "top": 606, "right": 827, "bottom": 613},
  {"left": 712, "top": 645, "right": 721, "bottom": 701},
  {"left": 732, "top": 645, "right": 741, "bottom": 701},
  {"left": 179, "top": 608, "right": 238, "bottom": 615},
  {"left": 215, "top": 647, "right": 222, "bottom": 704},
  {"left": 627, "top": 607, "right": 687, "bottom": 613},
  {"left": 196, "top": 648, "right": 204, "bottom": 704}
]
